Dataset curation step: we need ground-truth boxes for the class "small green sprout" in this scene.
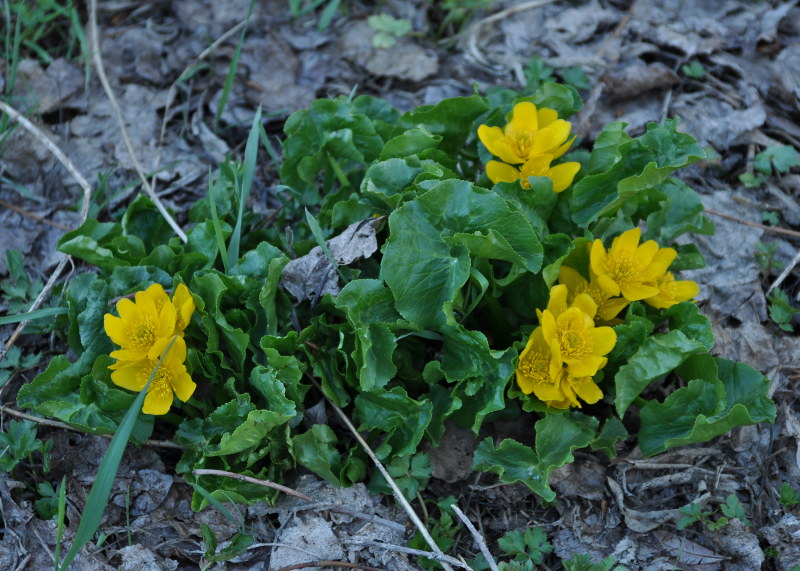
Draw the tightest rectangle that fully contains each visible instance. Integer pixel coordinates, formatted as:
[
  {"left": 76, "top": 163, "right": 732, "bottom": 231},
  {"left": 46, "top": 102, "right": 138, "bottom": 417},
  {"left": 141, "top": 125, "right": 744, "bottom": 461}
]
[
  {"left": 368, "top": 14, "right": 412, "bottom": 48},
  {"left": 779, "top": 482, "right": 800, "bottom": 507},
  {"left": 761, "top": 210, "right": 780, "bottom": 226},
  {"left": 678, "top": 494, "right": 750, "bottom": 531},
  {"left": 681, "top": 60, "right": 706, "bottom": 79},
  {"left": 498, "top": 527, "right": 553, "bottom": 567},
  {"left": 767, "top": 288, "right": 798, "bottom": 332}
]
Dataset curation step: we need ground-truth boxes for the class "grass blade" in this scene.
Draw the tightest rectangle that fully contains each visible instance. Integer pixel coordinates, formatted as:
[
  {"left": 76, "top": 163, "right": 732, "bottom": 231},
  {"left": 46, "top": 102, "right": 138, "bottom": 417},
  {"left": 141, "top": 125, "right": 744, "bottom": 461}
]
[
  {"left": 226, "top": 106, "right": 261, "bottom": 266},
  {"left": 53, "top": 475, "right": 67, "bottom": 570},
  {"left": 0, "top": 307, "right": 67, "bottom": 326},
  {"left": 304, "top": 208, "right": 347, "bottom": 285},
  {"left": 58, "top": 336, "right": 177, "bottom": 571},
  {"left": 214, "top": 0, "right": 255, "bottom": 127},
  {"left": 207, "top": 169, "right": 230, "bottom": 273}
]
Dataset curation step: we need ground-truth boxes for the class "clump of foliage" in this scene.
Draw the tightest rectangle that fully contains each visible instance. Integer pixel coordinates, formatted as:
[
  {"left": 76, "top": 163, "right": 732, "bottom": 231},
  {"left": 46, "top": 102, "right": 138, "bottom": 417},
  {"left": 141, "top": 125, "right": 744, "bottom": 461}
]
[{"left": 15, "top": 80, "right": 775, "bottom": 519}]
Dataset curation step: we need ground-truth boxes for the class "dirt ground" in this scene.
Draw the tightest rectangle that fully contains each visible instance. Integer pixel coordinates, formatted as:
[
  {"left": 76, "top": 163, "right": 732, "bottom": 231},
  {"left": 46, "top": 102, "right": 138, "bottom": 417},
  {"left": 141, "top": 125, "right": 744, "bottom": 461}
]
[{"left": 1, "top": 0, "right": 800, "bottom": 569}]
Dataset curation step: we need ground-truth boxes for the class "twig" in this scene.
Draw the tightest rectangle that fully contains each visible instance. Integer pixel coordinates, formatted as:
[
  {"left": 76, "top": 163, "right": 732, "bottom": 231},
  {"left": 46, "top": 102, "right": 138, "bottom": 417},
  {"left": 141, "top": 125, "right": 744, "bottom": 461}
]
[
  {"left": 274, "top": 562, "right": 385, "bottom": 571},
  {"left": 305, "top": 376, "right": 454, "bottom": 571},
  {"left": 450, "top": 504, "right": 498, "bottom": 571},
  {"left": 152, "top": 19, "right": 247, "bottom": 191},
  {"left": 0, "top": 407, "right": 184, "bottom": 449},
  {"left": 0, "top": 101, "right": 92, "bottom": 365},
  {"left": 343, "top": 539, "right": 473, "bottom": 570},
  {"left": 0, "top": 198, "right": 71, "bottom": 230},
  {"left": 88, "top": 0, "right": 187, "bottom": 243},
  {"left": 192, "top": 468, "right": 313, "bottom": 501},
  {"left": 767, "top": 246, "right": 800, "bottom": 298},
  {"left": 704, "top": 208, "right": 800, "bottom": 239},
  {"left": 465, "top": 0, "right": 558, "bottom": 68}
]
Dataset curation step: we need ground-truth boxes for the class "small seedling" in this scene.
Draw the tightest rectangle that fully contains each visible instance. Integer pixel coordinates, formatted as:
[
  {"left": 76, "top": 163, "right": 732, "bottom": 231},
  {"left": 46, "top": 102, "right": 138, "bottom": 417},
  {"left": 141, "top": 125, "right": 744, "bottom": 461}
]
[
  {"left": 368, "top": 14, "right": 412, "bottom": 48},
  {"left": 754, "top": 145, "right": 800, "bottom": 176},
  {"left": 755, "top": 242, "right": 784, "bottom": 277},
  {"left": 779, "top": 482, "right": 800, "bottom": 507},
  {"left": 678, "top": 494, "right": 750, "bottom": 531},
  {"left": 682, "top": 60, "right": 706, "bottom": 79},
  {"left": 409, "top": 496, "right": 458, "bottom": 570},
  {"left": 0, "top": 419, "right": 51, "bottom": 474},
  {"left": 767, "top": 288, "right": 798, "bottom": 332},
  {"left": 498, "top": 527, "right": 553, "bottom": 568},
  {"left": 368, "top": 452, "right": 431, "bottom": 500},
  {"left": 761, "top": 211, "right": 780, "bottom": 226},
  {"left": 563, "top": 553, "right": 620, "bottom": 571}
]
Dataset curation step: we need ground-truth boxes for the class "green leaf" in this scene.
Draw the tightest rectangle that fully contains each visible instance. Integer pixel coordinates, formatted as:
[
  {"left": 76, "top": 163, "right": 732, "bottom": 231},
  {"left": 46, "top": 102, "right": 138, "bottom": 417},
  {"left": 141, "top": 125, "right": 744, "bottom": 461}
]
[
  {"left": 335, "top": 279, "right": 404, "bottom": 391},
  {"left": 614, "top": 329, "right": 708, "bottom": 416},
  {"left": 754, "top": 145, "right": 799, "bottom": 175},
  {"left": 721, "top": 494, "right": 750, "bottom": 525},
  {"left": 121, "top": 194, "right": 175, "bottom": 251},
  {"left": 590, "top": 417, "right": 628, "bottom": 459},
  {"left": 638, "top": 356, "right": 776, "bottom": 456},
  {"left": 473, "top": 413, "right": 596, "bottom": 501},
  {"left": 395, "top": 95, "right": 489, "bottom": 155},
  {"left": 571, "top": 119, "right": 705, "bottom": 226},
  {"left": 292, "top": 424, "right": 342, "bottom": 485},
  {"left": 0, "top": 306, "right": 67, "bottom": 326},
  {"left": 381, "top": 179, "right": 542, "bottom": 329},
  {"left": 355, "top": 387, "right": 432, "bottom": 459},
  {"left": 643, "top": 178, "right": 714, "bottom": 243},
  {"left": 380, "top": 128, "right": 442, "bottom": 160}
]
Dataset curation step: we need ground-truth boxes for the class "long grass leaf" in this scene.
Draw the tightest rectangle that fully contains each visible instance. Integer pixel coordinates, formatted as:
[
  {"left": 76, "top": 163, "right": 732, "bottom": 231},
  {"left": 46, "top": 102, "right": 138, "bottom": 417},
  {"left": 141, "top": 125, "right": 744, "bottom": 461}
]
[
  {"left": 226, "top": 106, "right": 261, "bottom": 266},
  {"left": 188, "top": 482, "right": 238, "bottom": 524},
  {"left": 58, "top": 337, "right": 177, "bottom": 571},
  {"left": 0, "top": 307, "right": 67, "bottom": 326},
  {"left": 214, "top": 0, "right": 255, "bottom": 126},
  {"left": 207, "top": 169, "right": 229, "bottom": 273},
  {"left": 304, "top": 208, "right": 347, "bottom": 284},
  {"left": 53, "top": 475, "right": 66, "bottom": 570}
]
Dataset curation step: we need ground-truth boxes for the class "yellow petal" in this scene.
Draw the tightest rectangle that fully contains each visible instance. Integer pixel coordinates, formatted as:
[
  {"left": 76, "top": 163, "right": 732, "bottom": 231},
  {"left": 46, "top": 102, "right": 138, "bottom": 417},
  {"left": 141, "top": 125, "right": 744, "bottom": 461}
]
[
  {"left": 540, "top": 120, "right": 571, "bottom": 151},
  {"left": 486, "top": 161, "right": 521, "bottom": 185},
  {"left": 552, "top": 135, "right": 576, "bottom": 160},
  {"left": 596, "top": 274, "right": 621, "bottom": 297},
  {"left": 479, "top": 126, "right": 521, "bottom": 164},
  {"left": 548, "top": 162, "right": 581, "bottom": 192},
  {"left": 591, "top": 326, "right": 617, "bottom": 355},
  {"left": 509, "top": 102, "right": 538, "bottom": 133},
  {"left": 620, "top": 281, "right": 660, "bottom": 301},
  {"left": 648, "top": 247, "right": 678, "bottom": 276},
  {"left": 559, "top": 266, "right": 588, "bottom": 294},
  {"left": 590, "top": 240, "right": 609, "bottom": 281},
  {"left": 104, "top": 314, "right": 127, "bottom": 347},
  {"left": 599, "top": 297, "right": 630, "bottom": 321},
  {"left": 566, "top": 354, "right": 605, "bottom": 378},
  {"left": 110, "top": 347, "right": 149, "bottom": 361},
  {"left": 142, "top": 389, "right": 173, "bottom": 416},
  {"left": 115, "top": 298, "right": 138, "bottom": 322},
  {"left": 111, "top": 362, "right": 149, "bottom": 392},
  {"left": 569, "top": 376, "right": 603, "bottom": 405},
  {"left": 614, "top": 228, "right": 641, "bottom": 255},
  {"left": 537, "top": 107, "right": 559, "bottom": 129},
  {"left": 534, "top": 380, "right": 567, "bottom": 403},
  {"left": 572, "top": 293, "right": 597, "bottom": 318},
  {"left": 171, "top": 370, "right": 196, "bottom": 402},
  {"left": 546, "top": 284, "right": 569, "bottom": 317},
  {"left": 671, "top": 279, "right": 700, "bottom": 301},
  {"left": 519, "top": 154, "right": 554, "bottom": 179},
  {"left": 635, "top": 240, "right": 660, "bottom": 266}
]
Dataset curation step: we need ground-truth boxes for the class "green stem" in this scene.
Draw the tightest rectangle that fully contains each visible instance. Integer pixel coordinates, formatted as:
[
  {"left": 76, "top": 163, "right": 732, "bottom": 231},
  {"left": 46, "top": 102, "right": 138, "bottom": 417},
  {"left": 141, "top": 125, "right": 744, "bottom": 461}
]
[
  {"left": 633, "top": 396, "right": 648, "bottom": 408},
  {"left": 326, "top": 152, "right": 352, "bottom": 188}
]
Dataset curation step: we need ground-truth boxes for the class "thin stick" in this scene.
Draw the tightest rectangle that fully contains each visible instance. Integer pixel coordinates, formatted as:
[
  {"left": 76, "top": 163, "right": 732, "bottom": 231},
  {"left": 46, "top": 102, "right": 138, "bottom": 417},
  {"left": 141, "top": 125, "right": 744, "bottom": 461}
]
[
  {"left": 192, "top": 468, "right": 313, "bottom": 502},
  {"left": 0, "top": 198, "right": 71, "bottom": 230},
  {"left": 343, "top": 539, "right": 473, "bottom": 570},
  {"left": 152, "top": 19, "right": 246, "bottom": 190},
  {"left": 305, "top": 376, "right": 454, "bottom": 571},
  {"left": 0, "top": 101, "right": 92, "bottom": 365},
  {"left": 767, "top": 246, "right": 800, "bottom": 298},
  {"left": 704, "top": 208, "right": 800, "bottom": 239},
  {"left": 450, "top": 504, "right": 498, "bottom": 571},
  {"left": 87, "top": 0, "right": 187, "bottom": 243},
  {"left": 0, "top": 407, "right": 184, "bottom": 449}
]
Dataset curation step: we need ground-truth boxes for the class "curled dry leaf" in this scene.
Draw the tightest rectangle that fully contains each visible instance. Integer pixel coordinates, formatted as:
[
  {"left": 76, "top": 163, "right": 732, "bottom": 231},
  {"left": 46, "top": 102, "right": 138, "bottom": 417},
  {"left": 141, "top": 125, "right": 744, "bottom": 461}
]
[
  {"left": 281, "top": 217, "right": 383, "bottom": 302},
  {"left": 653, "top": 530, "right": 726, "bottom": 570}
]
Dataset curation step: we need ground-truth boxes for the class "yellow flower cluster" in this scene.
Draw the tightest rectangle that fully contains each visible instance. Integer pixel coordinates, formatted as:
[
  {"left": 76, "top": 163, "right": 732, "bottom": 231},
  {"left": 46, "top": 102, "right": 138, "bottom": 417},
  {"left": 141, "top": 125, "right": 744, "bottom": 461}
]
[
  {"left": 478, "top": 102, "right": 581, "bottom": 192},
  {"left": 517, "top": 229, "right": 700, "bottom": 408},
  {"left": 516, "top": 285, "right": 616, "bottom": 409},
  {"left": 104, "top": 284, "right": 196, "bottom": 415}
]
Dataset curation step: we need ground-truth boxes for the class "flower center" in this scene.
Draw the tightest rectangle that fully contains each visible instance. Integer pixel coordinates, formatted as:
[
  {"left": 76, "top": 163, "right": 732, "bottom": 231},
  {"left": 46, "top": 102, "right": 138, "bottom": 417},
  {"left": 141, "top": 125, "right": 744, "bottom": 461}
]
[
  {"left": 558, "top": 328, "right": 588, "bottom": 359},
  {"left": 130, "top": 316, "right": 157, "bottom": 349},
  {"left": 607, "top": 253, "right": 637, "bottom": 282},
  {"left": 507, "top": 132, "right": 533, "bottom": 160},
  {"left": 518, "top": 351, "right": 551, "bottom": 385}
]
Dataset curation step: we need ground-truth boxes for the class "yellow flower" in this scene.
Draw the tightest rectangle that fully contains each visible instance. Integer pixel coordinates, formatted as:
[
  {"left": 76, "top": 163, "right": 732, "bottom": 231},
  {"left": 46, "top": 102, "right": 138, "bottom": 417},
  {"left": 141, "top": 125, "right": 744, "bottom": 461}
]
[
  {"left": 559, "top": 266, "right": 629, "bottom": 323},
  {"left": 540, "top": 285, "right": 617, "bottom": 379},
  {"left": 478, "top": 102, "right": 575, "bottom": 164},
  {"left": 486, "top": 154, "right": 580, "bottom": 192},
  {"left": 516, "top": 327, "right": 604, "bottom": 409},
  {"left": 104, "top": 285, "right": 177, "bottom": 362},
  {"left": 110, "top": 336, "right": 196, "bottom": 415},
  {"left": 590, "top": 228, "right": 677, "bottom": 302},
  {"left": 644, "top": 271, "right": 700, "bottom": 309},
  {"left": 170, "top": 283, "right": 196, "bottom": 334}
]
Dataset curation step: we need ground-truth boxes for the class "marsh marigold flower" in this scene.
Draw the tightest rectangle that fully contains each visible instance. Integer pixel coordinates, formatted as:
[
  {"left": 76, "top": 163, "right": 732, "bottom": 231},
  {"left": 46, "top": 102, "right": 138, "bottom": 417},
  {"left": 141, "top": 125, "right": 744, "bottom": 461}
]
[
  {"left": 104, "top": 283, "right": 197, "bottom": 415},
  {"left": 590, "top": 228, "right": 677, "bottom": 302},
  {"left": 478, "top": 102, "right": 580, "bottom": 192},
  {"left": 517, "top": 285, "right": 615, "bottom": 409},
  {"left": 558, "top": 266, "right": 629, "bottom": 324},
  {"left": 644, "top": 271, "right": 700, "bottom": 309},
  {"left": 540, "top": 285, "right": 617, "bottom": 379},
  {"left": 110, "top": 336, "right": 196, "bottom": 415}
]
